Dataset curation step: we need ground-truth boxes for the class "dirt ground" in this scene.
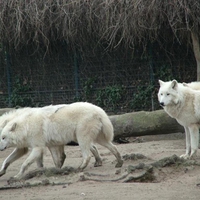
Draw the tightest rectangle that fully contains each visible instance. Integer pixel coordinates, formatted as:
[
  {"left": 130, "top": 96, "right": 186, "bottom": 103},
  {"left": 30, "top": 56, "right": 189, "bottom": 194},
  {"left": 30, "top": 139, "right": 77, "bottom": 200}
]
[{"left": 0, "top": 133, "right": 200, "bottom": 200}]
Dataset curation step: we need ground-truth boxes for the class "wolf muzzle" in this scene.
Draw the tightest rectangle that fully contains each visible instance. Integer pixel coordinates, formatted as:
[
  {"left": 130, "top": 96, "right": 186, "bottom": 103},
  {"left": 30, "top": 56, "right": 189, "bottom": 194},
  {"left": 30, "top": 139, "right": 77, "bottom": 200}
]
[{"left": 160, "top": 102, "right": 165, "bottom": 107}]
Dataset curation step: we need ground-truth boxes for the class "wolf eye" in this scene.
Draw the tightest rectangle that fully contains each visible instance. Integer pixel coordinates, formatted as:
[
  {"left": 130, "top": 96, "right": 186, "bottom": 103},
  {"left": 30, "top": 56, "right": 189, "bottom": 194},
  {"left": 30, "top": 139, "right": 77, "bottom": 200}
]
[
  {"left": 2, "top": 137, "right": 5, "bottom": 140},
  {"left": 167, "top": 93, "right": 170, "bottom": 96}
]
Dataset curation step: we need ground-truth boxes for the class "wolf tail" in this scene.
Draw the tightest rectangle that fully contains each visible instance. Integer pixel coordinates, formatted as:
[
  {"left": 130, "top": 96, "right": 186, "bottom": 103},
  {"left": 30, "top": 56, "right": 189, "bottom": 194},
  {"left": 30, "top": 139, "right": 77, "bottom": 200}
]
[{"left": 101, "top": 116, "right": 114, "bottom": 142}]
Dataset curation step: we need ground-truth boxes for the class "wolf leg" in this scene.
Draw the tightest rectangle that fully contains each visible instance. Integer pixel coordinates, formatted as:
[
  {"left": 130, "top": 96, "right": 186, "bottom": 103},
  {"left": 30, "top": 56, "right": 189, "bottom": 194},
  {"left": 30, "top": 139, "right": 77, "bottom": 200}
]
[
  {"left": 0, "top": 148, "right": 28, "bottom": 177},
  {"left": 14, "top": 147, "right": 44, "bottom": 179},
  {"left": 36, "top": 148, "right": 44, "bottom": 168},
  {"left": 76, "top": 138, "right": 92, "bottom": 170},
  {"left": 98, "top": 141, "right": 123, "bottom": 168},
  {"left": 180, "top": 127, "right": 191, "bottom": 159},
  {"left": 189, "top": 125, "right": 199, "bottom": 158},
  {"left": 78, "top": 147, "right": 91, "bottom": 170},
  {"left": 78, "top": 144, "right": 102, "bottom": 169},
  {"left": 90, "top": 145, "right": 102, "bottom": 167},
  {"left": 48, "top": 145, "right": 66, "bottom": 168}
]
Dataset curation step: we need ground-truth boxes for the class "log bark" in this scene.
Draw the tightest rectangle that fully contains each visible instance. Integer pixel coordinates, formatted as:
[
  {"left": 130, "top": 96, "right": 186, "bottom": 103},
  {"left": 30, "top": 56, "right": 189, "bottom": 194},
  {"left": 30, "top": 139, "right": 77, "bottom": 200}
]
[
  {"left": 0, "top": 108, "right": 184, "bottom": 138},
  {"left": 109, "top": 109, "right": 184, "bottom": 139}
]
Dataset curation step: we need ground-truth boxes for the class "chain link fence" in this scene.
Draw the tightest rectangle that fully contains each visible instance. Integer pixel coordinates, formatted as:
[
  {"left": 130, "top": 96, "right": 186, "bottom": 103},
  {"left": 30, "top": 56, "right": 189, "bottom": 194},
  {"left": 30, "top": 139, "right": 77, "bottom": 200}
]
[{"left": 0, "top": 44, "right": 196, "bottom": 114}]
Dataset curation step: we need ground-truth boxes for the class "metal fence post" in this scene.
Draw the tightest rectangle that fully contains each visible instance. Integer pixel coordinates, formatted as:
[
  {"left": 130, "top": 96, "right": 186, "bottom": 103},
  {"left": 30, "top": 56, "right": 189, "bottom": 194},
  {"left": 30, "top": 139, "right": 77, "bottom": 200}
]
[
  {"left": 74, "top": 50, "right": 79, "bottom": 99},
  {"left": 5, "top": 45, "right": 12, "bottom": 107},
  {"left": 148, "top": 44, "right": 155, "bottom": 111}
]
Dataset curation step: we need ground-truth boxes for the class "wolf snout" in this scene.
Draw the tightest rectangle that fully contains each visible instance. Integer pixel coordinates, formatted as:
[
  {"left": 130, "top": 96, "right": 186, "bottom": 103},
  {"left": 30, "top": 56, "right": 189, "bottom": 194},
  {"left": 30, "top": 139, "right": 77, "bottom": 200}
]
[
  {"left": 160, "top": 102, "right": 165, "bottom": 107},
  {"left": 0, "top": 147, "right": 6, "bottom": 151},
  {"left": 0, "top": 145, "right": 6, "bottom": 151}
]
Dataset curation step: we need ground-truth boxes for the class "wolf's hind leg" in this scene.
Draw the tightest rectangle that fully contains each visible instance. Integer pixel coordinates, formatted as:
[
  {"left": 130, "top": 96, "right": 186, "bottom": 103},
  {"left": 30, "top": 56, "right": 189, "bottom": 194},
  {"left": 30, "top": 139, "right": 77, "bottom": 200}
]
[
  {"left": 98, "top": 141, "right": 123, "bottom": 168},
  {"left": 14, "top": 147, "right": 44, "bottom": 179},
  {"left": 0, "top": 148, "right": 28, "bottom": 177},
  {"left": 77, "top": 139, "right": 92, "bottom": 170},
  {"left": 90, "top": 145, "right": 102, "bottom": 167},
  {"left": 48, "top": 145, "right": 66, "bottom": 168},
  {"left": 36, "top": 149, "right": 44, "bottom": 168}
]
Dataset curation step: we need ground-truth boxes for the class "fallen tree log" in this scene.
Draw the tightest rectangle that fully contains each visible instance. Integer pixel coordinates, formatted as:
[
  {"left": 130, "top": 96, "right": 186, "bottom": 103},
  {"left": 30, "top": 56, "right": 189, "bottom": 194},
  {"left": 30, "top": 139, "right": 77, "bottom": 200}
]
[
  {"left": 109, "top": 109, "right": 184, "bottom": 139},
  {"left": 0, "top": 108, "right": 184, "bottom": 138}
]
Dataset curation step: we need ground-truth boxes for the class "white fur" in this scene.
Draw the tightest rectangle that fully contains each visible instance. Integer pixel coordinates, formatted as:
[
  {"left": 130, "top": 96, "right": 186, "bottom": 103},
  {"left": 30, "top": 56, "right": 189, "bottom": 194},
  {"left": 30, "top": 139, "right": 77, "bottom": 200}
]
[
  {"left": 183, "top": 81, "right": 200, "bottom": 90},
  {"left": 0, "top": 107, "right": 31, "bottom": 132},
  {"left": 158, "top": 80, "right": 200, "bottom": 159},
  {"left": 0, "top": 106, "right": 67, "bottom": 178},
  {"left": 0, "top": 102, "right": 123, "bottom": 179}
]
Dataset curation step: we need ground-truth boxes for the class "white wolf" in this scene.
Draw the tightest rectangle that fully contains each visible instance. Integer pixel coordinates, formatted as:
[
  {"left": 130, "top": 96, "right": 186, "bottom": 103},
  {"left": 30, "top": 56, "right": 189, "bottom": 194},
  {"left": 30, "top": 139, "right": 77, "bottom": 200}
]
[
  {"left": 0, "top": 102, "right": 123, "bottom": 179},
  {"left": 158, "top": 80, "right": 200, "bottom": 159},
  {"left": 0, "top": 106, "right": 67, "bottom": 177},
  {"left": 182, "top": 81, "right": 200, "bottom": 90}
]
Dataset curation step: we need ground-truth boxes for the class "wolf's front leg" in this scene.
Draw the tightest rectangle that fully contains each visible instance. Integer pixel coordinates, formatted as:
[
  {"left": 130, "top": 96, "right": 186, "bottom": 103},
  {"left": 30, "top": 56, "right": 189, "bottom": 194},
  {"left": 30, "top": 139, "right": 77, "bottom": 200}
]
[
  {"left": 189, "top": 125, "right": 199, "bottom": 158},
  {"left": 180, "top": 127, "right": 191, "bottom": 159},
  {"left": 0, "top": 148, "right": 28, "bottom": 177},
  {"left": 14, "top": 147, "right": 44, "bottom": 179}
]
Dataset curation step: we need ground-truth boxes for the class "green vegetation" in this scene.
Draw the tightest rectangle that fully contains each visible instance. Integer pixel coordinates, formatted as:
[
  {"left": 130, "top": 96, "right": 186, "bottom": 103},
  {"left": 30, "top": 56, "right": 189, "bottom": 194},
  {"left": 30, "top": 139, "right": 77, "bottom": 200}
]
[{"left": 8, "top": 76, "right": 33, "bottom": 107}]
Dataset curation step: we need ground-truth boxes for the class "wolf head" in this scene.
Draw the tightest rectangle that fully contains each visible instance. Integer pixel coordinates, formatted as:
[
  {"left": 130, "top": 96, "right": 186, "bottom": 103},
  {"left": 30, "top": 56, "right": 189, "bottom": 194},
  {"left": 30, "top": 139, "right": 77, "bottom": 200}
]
[
  {"left": 0, "top": 122, "right": 17, "bottom": 151},
  {"left": 158, "top": 80, "right": 180, "bottom": 107}
]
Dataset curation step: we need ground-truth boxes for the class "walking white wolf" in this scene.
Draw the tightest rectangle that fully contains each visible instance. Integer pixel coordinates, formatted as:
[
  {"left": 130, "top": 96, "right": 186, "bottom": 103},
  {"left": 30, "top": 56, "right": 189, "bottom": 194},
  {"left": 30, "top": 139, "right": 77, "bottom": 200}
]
[
  {"left": 0, "top": 102, "right": 123, "bottom": 179},
  {"left": 0, "top": 106, "right": 67, "bottom": 177},
  {"left": 158, "top": 80, "right": 200, "bottom": 159}
]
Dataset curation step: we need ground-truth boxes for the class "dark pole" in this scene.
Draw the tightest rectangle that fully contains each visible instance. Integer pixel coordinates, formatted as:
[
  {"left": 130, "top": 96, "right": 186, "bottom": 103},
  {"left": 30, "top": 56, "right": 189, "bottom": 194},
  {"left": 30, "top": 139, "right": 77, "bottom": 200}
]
[
  {"left": 148, "top": 43, "right": 154, "bottom": 111},
  {"left": 74, "top": 50, "right": 79, "bottom": 99},
  {"left": 5, "top": 45, "right": 12, "bottom": 107}
]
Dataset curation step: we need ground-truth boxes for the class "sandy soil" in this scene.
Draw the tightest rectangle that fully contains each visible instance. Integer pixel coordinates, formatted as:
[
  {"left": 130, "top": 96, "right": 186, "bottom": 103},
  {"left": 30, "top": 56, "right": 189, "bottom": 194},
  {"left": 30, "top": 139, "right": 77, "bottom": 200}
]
[{"left": 0, "top": 133, "right": 200, "bottom": 200}]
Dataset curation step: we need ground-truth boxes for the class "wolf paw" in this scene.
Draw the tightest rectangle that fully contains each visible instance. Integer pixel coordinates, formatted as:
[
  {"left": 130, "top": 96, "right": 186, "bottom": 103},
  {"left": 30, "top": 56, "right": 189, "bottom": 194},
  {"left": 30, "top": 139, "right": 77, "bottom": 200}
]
[
  {"left": 94, "top": 160, "right": 103, "bottom": 167},
  {"left": 0, "top": 169, "right": 6, "bottom": 177},
  {"left": 13, "top": 173, "right": 23, "bottom": 180},
  {"left": 180, "top": 154, "right": 190, "bottom": 159},
  {"left": 115, "top": 160, "right": 123, "bottom": 168},
  {"left": 7, "top": 176, "right": 23, "bottom": 185}
]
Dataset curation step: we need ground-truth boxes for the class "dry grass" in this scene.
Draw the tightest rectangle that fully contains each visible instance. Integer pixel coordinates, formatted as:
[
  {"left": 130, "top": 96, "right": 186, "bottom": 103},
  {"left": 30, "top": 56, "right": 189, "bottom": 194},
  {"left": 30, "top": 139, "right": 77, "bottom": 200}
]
[{"left": 0, "top": 0, "right": 199, "bottom": 51}]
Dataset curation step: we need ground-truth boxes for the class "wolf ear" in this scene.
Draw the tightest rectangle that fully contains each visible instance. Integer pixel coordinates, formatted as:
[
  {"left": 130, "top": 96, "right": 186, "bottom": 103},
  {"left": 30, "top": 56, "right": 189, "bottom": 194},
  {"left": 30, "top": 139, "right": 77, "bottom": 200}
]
[
  {"left": 158, "top": 80, "right": 164, "bottom": 86},
  {"left": 10, "top": 123, "right": 17, "bottom": 132},
  {"left": 171, "top": 80, "right": 178, "bottom": 90}
]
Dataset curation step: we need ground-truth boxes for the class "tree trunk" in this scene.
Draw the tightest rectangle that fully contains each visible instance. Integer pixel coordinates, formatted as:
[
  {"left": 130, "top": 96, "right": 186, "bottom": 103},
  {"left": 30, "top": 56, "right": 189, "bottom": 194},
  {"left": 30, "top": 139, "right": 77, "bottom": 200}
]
[
  {"left": 191, "top": 31, "right": 200, "bottom": 81},
  {"left": 109, "top": 110, "right": 184, "bottom": 139}
]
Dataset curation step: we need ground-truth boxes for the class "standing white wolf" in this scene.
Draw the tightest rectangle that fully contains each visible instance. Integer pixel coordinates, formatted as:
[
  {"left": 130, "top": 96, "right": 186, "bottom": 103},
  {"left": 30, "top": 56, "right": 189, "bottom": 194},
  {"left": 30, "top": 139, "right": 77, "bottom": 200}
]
[
  {"left": 0, "top": 102, "right": 123, "bottom": 179},
  {"left": 158, "top": 80, "right": 200, "bottom": 159}
]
